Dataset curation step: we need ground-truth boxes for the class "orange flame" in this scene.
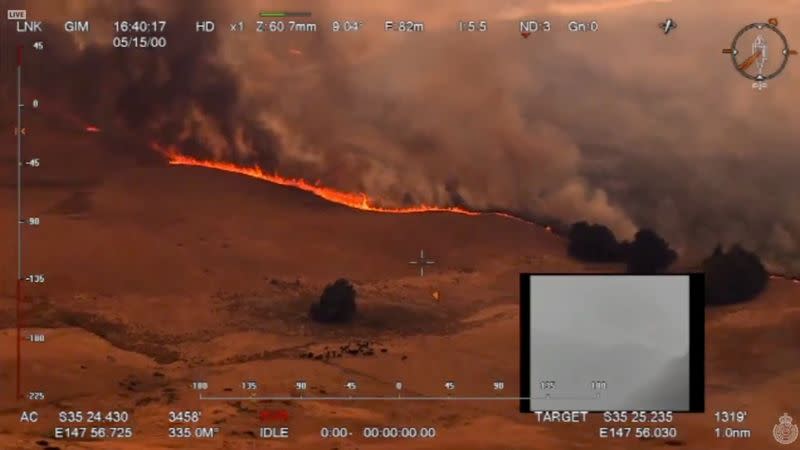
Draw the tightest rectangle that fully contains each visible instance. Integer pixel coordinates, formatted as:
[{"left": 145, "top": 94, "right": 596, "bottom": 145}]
[
  {"left": 154, "top": 144, "right": 800, "bottom": 283},
  {"left": 154, "top": 144, "right": 532, "bottom": 222},
  {"left": 85, "top": 125, "right": 101, "bottom": 133}
]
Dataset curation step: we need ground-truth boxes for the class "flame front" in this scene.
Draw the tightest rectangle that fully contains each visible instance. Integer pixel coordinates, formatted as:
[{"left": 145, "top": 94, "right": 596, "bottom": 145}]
[
  {"left": 154, "top": 145, "right": 800, "bottom": 283},
  {"left": 157, "top": 144, "right": 492, "bottom": 216}
]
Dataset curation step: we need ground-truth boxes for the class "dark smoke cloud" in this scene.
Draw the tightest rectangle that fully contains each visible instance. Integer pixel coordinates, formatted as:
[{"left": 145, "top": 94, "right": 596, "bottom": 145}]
[
  {"left": 9, "top": 0, "right": 279, "bottom": 168},
  {"left": 11, "top": 0, "right": 800, "bottom": 273}
]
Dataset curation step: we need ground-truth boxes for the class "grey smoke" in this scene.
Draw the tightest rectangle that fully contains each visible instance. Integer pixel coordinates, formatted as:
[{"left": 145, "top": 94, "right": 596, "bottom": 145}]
[{"left": 12, "top": 0, "right": 800, "bottom": 273}]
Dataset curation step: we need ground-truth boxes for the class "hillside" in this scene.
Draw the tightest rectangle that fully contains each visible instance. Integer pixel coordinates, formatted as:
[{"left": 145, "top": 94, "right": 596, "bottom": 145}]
[{"left": 0, "top": 134, "right": 797, "bottom": 449}]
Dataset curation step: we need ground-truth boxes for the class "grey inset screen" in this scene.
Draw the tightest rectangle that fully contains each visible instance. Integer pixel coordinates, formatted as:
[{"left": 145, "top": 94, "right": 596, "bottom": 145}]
[{"left": 527, "top": 275, "right": 690, "bottom": 411}]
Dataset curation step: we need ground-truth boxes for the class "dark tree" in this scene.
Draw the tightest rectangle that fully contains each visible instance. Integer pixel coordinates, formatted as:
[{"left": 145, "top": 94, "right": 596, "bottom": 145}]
[
  {"left": 310, "top": 278, "right": 357, "bottom": 323},
  {"left": 703, "top": 245, "right": 768, "bottom": 305},
  {"left": 567, "top": 221, "right": 626, "bottom": 262},
  {"left": 626, "top": 229, "right": 677, "bottom": 273}
]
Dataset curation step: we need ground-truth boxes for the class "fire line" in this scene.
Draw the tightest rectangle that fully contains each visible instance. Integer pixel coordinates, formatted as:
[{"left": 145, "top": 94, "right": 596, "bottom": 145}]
[
  {"left": 155, "top": 144, "right": 800, "bottom": 284},
  {"left": 156, "top": 144, "right": 528, "bottom": 221}
]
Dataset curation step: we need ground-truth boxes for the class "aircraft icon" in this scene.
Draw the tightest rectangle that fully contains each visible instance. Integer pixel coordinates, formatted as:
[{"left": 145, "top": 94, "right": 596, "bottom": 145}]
[{"left": 659, "top": 18, "right": 677, "bottom": 35}]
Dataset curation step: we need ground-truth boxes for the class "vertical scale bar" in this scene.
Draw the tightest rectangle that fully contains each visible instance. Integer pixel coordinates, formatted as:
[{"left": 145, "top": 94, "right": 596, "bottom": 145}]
[{"left": 16, "top": 44, "right": 23, "bottom": 400}]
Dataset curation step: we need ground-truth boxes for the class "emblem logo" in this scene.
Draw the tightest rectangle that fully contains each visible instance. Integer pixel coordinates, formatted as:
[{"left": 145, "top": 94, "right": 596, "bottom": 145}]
[{"left": 773, "top": 413, "right": 799, "bottom": 445}]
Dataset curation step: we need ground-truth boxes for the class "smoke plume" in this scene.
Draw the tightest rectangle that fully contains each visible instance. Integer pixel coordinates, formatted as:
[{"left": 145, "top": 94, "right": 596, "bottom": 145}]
[{"left": 7, "top": 0, "right": 800, "bottom": 273}]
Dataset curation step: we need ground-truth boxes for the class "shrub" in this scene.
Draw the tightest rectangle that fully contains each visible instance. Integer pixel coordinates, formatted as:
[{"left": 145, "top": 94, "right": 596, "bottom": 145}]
[
  {"left": 567, "top": 221, "right": 626, "bottom": 262},
  {"left": 310, "top": 278, "right": 357, "bottom": 323},
  {"left": 703, "top": 245, "right": 768, "bottom": 305},
  {"left": 626, "top": 229, "right": 677, "bottom": 273}
]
